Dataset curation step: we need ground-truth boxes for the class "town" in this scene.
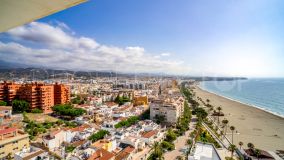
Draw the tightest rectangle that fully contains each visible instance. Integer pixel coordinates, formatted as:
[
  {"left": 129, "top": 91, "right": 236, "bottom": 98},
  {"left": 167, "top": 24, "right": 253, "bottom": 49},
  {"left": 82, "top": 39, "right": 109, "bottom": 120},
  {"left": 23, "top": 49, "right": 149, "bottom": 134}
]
[{"left": 0, "top": 76, "right": 282, "bottom": 160}]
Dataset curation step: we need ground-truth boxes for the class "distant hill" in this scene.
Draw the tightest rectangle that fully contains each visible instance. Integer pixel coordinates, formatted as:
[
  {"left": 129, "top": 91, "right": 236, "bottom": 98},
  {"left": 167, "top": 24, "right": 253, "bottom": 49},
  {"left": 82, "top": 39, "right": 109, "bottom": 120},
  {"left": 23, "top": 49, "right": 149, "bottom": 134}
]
[{"left": 0, "top": 61, "right": 247, "bottom": 81}]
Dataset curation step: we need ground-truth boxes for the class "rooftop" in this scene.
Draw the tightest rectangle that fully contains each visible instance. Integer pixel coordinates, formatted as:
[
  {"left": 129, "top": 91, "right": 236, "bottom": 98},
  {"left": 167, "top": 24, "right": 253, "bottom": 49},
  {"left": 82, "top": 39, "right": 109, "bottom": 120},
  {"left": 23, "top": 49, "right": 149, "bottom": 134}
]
[{"left": 189, "top": 142, "right": 221, "bottom": 160}]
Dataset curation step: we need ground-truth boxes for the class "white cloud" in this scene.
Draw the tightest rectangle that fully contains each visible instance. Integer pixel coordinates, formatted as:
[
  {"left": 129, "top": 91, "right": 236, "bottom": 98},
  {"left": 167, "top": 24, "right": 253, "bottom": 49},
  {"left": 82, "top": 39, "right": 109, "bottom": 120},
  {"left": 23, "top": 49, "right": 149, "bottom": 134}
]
[
  {"left": 161, "top": 52, "right": 171, "bottom": 56},
  {"left": 0, "top": 21, "right": 189, "bottom": 75}
]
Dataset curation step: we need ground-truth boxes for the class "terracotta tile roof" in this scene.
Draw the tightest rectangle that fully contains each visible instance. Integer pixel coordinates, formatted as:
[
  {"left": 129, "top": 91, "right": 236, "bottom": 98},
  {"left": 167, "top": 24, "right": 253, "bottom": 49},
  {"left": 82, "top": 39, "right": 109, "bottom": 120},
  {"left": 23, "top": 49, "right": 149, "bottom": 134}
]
[
  {"left": 49, "top": 129, "right": 62, "bottom": 137},
  {"left": 88, "top": 149, "right": 115, "bottom": 160},
  {"left": 0, "top": 106, "right": 12, "bottom": 111},
  {"left": 105, "top": 102, "right": 117, "bottom": 107},
  {"left": 91, "top": 139, "right": 110, "bottom": 148},
  {"left": 115, "top": 146, "right": 135, "bottom": 160},
  {"left": 142, "top": 130, "right": 157, "bottom": 138},
  {"left": 69, "top": 124, "right": 89, "bottom": 132},
  {"left": 71, "top": 140, "right": 86, "bottom": 147},
  {"left": 124, "top": 146, "right": 135, "bottom": 153},
  {"left": 0, "top": 127, "right": 17, "bottom": 135},
  {"left": 114, "top": 151, "right": 129, "bottom": 160}
]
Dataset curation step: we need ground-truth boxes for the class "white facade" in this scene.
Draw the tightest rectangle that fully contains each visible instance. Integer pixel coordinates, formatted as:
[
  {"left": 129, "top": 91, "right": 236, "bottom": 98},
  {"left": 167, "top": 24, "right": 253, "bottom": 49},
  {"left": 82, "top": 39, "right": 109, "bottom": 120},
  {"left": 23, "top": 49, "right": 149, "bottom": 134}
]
[
  {"left": 42, "top": 130, "right": 67, "bottom": 151},
  {"left": 150, "top": 97, "right": 184, "bottom": 124}
]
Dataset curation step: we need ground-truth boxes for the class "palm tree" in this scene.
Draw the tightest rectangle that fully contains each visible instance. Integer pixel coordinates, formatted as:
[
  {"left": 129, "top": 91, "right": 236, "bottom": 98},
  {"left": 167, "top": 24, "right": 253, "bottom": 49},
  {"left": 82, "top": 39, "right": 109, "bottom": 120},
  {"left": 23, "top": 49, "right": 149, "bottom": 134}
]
[
  {"left": 247, "top": 142, "right": 255, "bottom": 150},
  {"left": 222, "top": 119, "right": 229, "bottom": 137},
  {"left": 206, "top": 99, "right": 210, "bottom": 104},
  {"left": 255, "top": 149, "right": 261, "bottom": 160},
  {"left": 239, "top": 141, "right": 243, "bottom": 149},
  {"left": 228, "top": 144, "right": 237, "bottom": 158},
  {"left": 217, "top": 106, "right": 222, "bottom": 125},
  {"left": 152, "top": 141, "right": 163, "bottom": 160},
  {"left": 230, "top": 126, "right": 235, "bottom": 144}
]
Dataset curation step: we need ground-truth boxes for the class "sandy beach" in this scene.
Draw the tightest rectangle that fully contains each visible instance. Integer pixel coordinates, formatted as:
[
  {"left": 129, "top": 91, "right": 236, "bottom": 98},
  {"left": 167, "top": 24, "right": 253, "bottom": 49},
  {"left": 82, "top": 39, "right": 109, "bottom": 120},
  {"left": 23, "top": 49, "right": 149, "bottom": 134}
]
[{"left": 193, "top": 85, "right": 284, "bottom": 151}]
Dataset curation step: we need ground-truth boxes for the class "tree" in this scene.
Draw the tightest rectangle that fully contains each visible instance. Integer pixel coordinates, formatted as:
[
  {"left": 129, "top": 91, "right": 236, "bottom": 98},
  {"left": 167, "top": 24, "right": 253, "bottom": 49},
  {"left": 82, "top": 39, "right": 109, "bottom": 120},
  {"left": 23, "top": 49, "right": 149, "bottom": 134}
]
[
  {"left": 165, "top": 128, "right": 177, "bottom": 142},
  {"left": 222, "top": 119, "right": 229, "bottom": 137},
  {"left": 255, "top": 149, "right": 261, "bottom": 160},
  {"left": 217, "top": 106, "right": 222, "bottom": 125},
  {"left": 194, "top": 107, "right": 208, "bottom": 120},
  {"left": 238, "top": 141, "right": 243, "bottom": 149},
  {"left": 115, "top": 116, "right": 139, "bottom": 128},
  {"left": 230, "top": 126, "right": 235, "bottom": 144},
  {"left": 206, "top": 99, "right": 210, "bottom": 104},
  {"left": 0, "top": 100, "right": 7, "bottom": 106},
  {"left": 31, "top": 108, "right": 43, "bottom": 113},
  {"left": 228, "top": 144, "right": 236, "bottom": 158},
  {"left": 52, "top": 104, "right": 86, "bottom": 118},
  {"left": 88, "top": 130, "right": 109, "bottom": 142},
  {"left": 161, "top": 141, "right": 174, "bottom": 151},
  {"left": 114, "top": 95, "right": 130, "bottom": 105},
  {"left": 151, "top": 142, "right": 163, "bottom": 160},
  {"left": 12, "top": 100, "right": 29, "bottom": 113},
  {"left": 247, "top": 142, "right": 255, "bottom": 150},
  {"left": 154, "top": 115, "right": 165, "bottom": 124}
]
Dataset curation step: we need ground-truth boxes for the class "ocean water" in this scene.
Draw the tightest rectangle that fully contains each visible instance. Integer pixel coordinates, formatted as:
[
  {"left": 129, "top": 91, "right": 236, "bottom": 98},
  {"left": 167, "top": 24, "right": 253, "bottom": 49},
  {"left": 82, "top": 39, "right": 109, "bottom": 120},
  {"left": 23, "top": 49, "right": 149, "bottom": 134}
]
[{"left": 199, "top": 79, "right": 284, "bottom": 118}]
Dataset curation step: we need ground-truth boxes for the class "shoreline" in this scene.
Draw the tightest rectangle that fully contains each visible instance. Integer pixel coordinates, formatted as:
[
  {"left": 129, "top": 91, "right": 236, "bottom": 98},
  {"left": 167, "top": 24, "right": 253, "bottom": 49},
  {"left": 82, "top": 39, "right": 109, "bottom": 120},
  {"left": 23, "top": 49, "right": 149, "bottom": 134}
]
[
  {"left": 197, "top": 84, "right": 284, "bottom": 119},
  {"left": 192, "top": 83, "right": 284, "bottom": 151}
]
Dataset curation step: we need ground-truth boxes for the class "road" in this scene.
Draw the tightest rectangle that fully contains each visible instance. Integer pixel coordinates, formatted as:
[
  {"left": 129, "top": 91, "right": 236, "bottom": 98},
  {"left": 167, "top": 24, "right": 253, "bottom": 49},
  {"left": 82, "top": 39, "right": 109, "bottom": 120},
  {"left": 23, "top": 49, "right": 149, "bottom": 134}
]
[{"left": 164, "top": 116, "right": 197, "bottom": 160}]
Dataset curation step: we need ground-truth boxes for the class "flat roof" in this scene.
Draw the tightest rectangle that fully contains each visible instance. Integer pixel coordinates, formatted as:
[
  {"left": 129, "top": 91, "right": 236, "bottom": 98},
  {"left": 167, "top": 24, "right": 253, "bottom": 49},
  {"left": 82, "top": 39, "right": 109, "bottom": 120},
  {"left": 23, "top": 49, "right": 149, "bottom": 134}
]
[{"left": 189, "top": 142, "right": 221, "bottom": 160}]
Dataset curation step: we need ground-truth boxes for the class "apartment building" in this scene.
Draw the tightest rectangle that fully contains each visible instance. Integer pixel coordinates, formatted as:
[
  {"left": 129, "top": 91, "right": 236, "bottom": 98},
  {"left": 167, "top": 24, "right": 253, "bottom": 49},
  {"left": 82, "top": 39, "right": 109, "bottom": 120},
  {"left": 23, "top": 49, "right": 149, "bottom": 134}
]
[
  {"left": 0, "top": 85, "right": 3, "bottom": 102},
  {"left": 0, "top": 82, "right": 21, "bottom": 104},
  {"left": 150, "top": 96, "right": 184, "bottom": 124},
  {"left": 54, "top": 83, "right": 70, "bottom": 105},
  {"left": 0, "top": 127, "right": 30, "bottom": 159},
  {"left": 0, "top": 82, "right": 70, "bottom": 114},
  {"left": 19, "top": 83, "right": 54, "bottom": 113}
]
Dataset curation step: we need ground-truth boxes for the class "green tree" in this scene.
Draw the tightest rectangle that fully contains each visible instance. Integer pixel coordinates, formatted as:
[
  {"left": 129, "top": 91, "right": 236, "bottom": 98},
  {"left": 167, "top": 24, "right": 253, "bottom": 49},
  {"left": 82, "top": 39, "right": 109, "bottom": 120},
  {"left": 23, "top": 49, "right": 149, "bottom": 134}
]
[
  {"left": 195, "top": 107, "right": 208, "bottom": 120},
  {"left": 255, "top": 149, "right": 261, "bottom": 160},
  {"left": 115, "top": 116, "right": 139, "bottom": 128},
  {"left": 165, "top": 128, "right": 177, "bottom": 142},
  {"left": 149, "top": 142, "right": 163, "bottom": 160},
  {"left": 114, "top": 95, "right": 131, "bottom": 105},
  {"left": 228, "top": 144, "right": 237, "bottom": 158},
  {"left": 88, "top": 130, "right": 110, "bottom": 142},
  {"left": 12, "top": 100, "right": 29, "bottom": 113},
  {"left": 0, "top": 100, "right": 7, "bottom": 106},
  {"left": 154, "top": 115, "right": 165, "bottom": 124},
  {"left": 230, "top": 126, "right": 235, "bottom": 144},
  {"left": 222, "top": 119, "right": 229, "bottom": 137},
  {"left": 247, "top": 142, "right": 255, "bottom": 150},
  {"left": 217, "top": 106, "right": 222, "bottom": 125},
  {"left": 161, "top": 141, "right": 174, "bottom": 151},
  {"left": 52, "top": 104, "right": 86, "bottom": 118},
  {"left": 206, "top": 99, "right": 210, "bottom": 104},
  {"left": 31, "top": 108, "right": 43, "bottom": 113}
]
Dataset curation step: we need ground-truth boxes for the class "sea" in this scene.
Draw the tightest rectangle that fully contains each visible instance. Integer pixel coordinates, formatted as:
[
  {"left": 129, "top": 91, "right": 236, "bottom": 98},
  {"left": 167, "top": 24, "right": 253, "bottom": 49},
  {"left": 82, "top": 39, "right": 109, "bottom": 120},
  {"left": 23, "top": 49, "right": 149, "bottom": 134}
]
[{"left": 199, "top": 78, "right": 284, "bottom": 118}]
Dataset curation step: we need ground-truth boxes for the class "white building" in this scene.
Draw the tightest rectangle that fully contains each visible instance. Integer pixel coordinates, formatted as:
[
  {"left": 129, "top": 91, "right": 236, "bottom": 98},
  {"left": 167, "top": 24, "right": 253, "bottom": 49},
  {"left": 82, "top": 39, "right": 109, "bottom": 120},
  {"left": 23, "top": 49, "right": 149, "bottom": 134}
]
[
  {"left": 42, "top": 130, "right": 67, "bottom": 151},
  {"left": 150, "top": 96, "right": 184, "bottom": 124},
  {"left": 14, "top": 146, "right": 49, "bottom": 160}
]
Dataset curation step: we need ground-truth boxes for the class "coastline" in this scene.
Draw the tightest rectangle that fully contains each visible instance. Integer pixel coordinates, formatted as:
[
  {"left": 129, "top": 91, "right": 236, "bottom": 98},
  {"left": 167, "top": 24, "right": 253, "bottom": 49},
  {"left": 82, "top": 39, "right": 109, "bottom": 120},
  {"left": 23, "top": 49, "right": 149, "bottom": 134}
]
[
  {"left": 192, "top": 83, "right": 284, "bottom": 151},
  {"left": 197, "top": 84, "right": 284, "bottom": 119}
]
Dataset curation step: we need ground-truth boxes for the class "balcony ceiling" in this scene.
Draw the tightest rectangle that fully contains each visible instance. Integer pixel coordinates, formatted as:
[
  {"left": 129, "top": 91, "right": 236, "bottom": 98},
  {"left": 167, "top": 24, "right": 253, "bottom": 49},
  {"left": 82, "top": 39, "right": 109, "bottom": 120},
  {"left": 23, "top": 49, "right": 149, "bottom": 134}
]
[{"left": 0, "top": 0, "right": 87, "bottom": 33}]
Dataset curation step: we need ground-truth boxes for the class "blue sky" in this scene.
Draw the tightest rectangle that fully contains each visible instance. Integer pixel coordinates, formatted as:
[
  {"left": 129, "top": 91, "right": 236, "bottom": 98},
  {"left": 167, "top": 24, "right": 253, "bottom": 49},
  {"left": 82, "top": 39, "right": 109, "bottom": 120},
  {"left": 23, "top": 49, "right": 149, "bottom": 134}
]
[{"left": 1, "top": 0, "right": 284, "bottom": 77}]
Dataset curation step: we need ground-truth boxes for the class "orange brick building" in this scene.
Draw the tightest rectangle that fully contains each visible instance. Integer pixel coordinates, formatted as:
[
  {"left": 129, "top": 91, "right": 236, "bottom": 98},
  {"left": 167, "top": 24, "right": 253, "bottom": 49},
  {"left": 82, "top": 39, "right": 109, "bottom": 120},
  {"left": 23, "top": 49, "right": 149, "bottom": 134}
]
[
  {"left": 18, "top": 83, "right": 55, "bottom": 113},
  {"left": 0, "top": 82, "right": 70, "bottom": 113},
  {"left": 54, "top": 83, "right": 70, "bottom": 105},
  {"left": 0, "top": 82, "right": 21, "bottom": 104}
]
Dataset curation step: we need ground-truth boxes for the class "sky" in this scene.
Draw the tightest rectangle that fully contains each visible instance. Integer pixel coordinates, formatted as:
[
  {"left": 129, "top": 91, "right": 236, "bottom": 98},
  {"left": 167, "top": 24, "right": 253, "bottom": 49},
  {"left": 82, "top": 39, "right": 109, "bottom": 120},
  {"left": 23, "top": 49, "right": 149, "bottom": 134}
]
[{"left": 1, "top": 0, "right": 284, "bottom": 77}]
